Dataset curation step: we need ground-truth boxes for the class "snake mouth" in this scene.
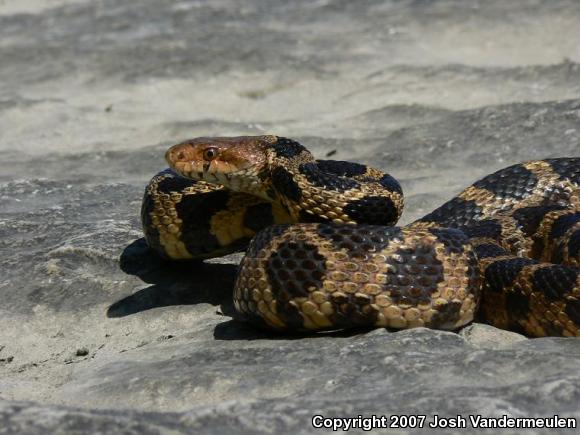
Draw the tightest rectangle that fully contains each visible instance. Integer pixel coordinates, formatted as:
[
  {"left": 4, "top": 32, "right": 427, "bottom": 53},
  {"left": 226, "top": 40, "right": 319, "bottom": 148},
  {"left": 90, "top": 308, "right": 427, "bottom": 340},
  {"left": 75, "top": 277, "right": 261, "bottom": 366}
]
[{"left": 171, "top": 159, "right": 240, "bottom": 182}]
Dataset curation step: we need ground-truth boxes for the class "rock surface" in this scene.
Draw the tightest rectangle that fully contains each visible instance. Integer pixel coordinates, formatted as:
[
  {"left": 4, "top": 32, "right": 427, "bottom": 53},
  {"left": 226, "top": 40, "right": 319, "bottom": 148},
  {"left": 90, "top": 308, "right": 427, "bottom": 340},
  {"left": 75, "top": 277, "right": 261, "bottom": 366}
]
[{"left": 1, "top": 0, "right": 580, "bottom": 433}]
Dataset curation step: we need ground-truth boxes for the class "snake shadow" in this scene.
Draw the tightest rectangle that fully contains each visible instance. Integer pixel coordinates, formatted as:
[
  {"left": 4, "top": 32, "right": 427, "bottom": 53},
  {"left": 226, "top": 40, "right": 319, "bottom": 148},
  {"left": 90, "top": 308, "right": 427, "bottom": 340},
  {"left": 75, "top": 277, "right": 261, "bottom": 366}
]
[
  {"left": 112, "top": 239, "right": 378, "bottom": 340},
  {"left": 212, "top": 319, "right": 376, "bottom": 341},
  {"left": 108, "top": 238, "right": 238, "bottom": 318}
]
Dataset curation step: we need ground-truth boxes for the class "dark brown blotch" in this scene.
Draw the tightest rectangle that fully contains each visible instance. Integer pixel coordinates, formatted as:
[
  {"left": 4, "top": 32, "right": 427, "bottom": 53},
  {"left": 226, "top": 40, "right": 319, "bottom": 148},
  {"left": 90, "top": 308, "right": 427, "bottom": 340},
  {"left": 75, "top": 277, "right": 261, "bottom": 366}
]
[
  {"left": 505, "top": 290, "right": 531, "bottom": 324},
  {"left": 175, "top": 189, "right": 235, "bottom": 256},
  {"left": 270, "top": 137, "right": 308, "bottom": 159},
  {"left": 243, "top": 203, "right": 275, "bottom": 233},
  {"left": 472, "top": 163, "right": 538, "bottom": 202},
  {"left": 569, "top": 229, "right": 580, "bottom": 260},
  {"left": 329, "top": 294, "right": 378, "bottom": 327},
  {"left": 512, "top": 205, "right": 567, "bottom": 237},
  {"left": 265, "top": 239, "right": 326, "bottom": 327},
  {"left": 430, "top": 301, "right": 462, "bottom": 328},
  {"left": 564, "top": 299, "right": 580, "bottom": 326},
  {"left": 530, "top": 265, "right": 578, "bottom": 301},
  {"left": 315, "top": 160, "right": 368, "bottom": 177},
  {"left": 418, "top": 197, "right": 483, "bottom": 228},
  {"left": 428, "top": 227, "right": 470, "bottom": 255},
  {"left": 483, "top": 257, "right": 536, "bottom": 294},
  {"left": 343, "top": 196, "right": 400, "bottom": 225},
  {"left": 550, "top": 212, "right": 580, "bottom": 239},
  {"left": 316, "top": 224, "right": 399, "bottom": 258},
  {"left": 378, "top": 173, "right": 403, "bottom": 195},
  {"left": 271, "top": 166, "right": 302, "bottom": 202},
  {"left": 545, "top": 158, "right": 580, "bottom": 185},
  {"left": 472, "top": 242, "right": 508, "bottom": 259},
  {"left": 298, "top": 162, "right": 360, "bottom": 193}
]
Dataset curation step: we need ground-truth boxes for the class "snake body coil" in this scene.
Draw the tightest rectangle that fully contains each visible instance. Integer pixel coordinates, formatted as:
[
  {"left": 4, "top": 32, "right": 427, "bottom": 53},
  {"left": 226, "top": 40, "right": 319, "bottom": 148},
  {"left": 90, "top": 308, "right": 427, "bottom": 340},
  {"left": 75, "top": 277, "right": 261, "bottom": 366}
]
[{"left": 142, "top": 136, "right": 580, "bottom": 337}]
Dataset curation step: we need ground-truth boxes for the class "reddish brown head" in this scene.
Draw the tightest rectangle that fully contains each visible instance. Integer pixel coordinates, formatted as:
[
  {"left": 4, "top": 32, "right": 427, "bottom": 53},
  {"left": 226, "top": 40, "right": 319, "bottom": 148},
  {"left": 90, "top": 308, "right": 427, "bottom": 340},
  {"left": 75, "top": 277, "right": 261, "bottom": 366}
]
[{"left": 165, "top": 135, "right": 278, "bottom": 195}]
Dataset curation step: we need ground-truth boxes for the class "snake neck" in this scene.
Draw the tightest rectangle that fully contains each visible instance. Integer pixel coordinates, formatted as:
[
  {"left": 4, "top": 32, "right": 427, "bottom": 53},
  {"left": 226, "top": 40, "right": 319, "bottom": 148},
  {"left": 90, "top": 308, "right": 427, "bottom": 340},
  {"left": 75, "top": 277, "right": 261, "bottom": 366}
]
[
  {"left": 216, "top": 139, "right": 317, "bottom": 204},
  {"left": 165, "top": 135, "right": 404, "bottom": 225},
  {"left": 268, "top": 158, "right": 404, "bottom": 225}
]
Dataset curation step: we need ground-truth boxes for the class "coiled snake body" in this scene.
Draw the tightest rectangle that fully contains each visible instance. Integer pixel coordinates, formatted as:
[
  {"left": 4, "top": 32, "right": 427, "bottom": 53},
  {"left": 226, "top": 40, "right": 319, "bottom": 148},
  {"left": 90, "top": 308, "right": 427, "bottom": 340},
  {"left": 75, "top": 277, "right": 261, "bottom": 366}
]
[{"left": 142, "top": 136, "right": 580, "bottom": 337}]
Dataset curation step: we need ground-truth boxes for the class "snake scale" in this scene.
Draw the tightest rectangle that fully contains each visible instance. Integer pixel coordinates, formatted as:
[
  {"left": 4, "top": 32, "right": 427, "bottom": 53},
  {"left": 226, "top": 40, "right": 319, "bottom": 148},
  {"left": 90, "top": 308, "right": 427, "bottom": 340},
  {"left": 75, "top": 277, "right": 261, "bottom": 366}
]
[{"left": 141, "top": 135, "right": 580, "bottom": 337}]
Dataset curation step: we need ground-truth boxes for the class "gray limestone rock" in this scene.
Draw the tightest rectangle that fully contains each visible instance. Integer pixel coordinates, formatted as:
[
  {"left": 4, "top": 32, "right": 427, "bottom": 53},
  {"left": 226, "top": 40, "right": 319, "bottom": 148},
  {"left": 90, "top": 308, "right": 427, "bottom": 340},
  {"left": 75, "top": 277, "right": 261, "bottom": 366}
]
[{"left": 1, "top": 0, "right": 580, "bottom": 434}]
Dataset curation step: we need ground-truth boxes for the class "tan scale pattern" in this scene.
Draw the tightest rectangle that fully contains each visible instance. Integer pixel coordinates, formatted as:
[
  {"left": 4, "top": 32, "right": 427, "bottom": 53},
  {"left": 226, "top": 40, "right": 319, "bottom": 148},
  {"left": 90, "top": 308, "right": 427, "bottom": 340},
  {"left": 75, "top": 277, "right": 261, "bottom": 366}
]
[
  {"left": 144, "top": 172, "right": 221, "bottom": 259},
  {"left": 473, "top": 184, "right": 580, "bottom": 336},
  {"left": 292, "top": 173, "right": 364, "bottom": 223},
  {"left": 145, "top": 136, "right": 580, "bottom": 337},
  {"left": 514, "top": 264, "right": 579, "bottom": 337},
  {"left": 285, "top": 171, "right": 404, "bottom": 224},
  {"left": 234, "top": 224, "right": 479, "bottom": 331},
  {"left": 210, "top": 196, "right": 293, "bottom": 247},
  {"left": 534, "top": 208, "right": 580, "bottom": 266},
  {"left": 144, "top": 171, "right": 292, "bottom": 259}
]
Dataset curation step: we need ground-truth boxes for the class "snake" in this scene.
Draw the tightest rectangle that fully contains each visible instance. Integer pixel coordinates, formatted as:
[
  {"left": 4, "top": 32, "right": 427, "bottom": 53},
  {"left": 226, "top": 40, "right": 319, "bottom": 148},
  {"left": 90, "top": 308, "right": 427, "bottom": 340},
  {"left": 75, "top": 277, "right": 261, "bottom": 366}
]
[{"left": 141, "top": 135, "right": 580, "bottom": 337}]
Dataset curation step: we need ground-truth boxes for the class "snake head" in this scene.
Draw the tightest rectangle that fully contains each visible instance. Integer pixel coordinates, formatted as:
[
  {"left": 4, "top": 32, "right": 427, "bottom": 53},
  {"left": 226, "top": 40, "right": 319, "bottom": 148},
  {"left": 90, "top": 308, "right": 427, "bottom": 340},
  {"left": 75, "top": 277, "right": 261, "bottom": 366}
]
[{"left": 165, "top": 135, "right": 277, "bottom": 195}]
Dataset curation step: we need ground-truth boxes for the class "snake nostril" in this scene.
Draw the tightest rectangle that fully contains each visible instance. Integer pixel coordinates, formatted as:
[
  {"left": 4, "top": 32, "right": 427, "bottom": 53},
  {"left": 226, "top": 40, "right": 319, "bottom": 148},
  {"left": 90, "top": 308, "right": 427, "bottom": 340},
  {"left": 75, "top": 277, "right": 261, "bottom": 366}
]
[{"left": 177, "top": 151, "right": 185, "bottom": 161}]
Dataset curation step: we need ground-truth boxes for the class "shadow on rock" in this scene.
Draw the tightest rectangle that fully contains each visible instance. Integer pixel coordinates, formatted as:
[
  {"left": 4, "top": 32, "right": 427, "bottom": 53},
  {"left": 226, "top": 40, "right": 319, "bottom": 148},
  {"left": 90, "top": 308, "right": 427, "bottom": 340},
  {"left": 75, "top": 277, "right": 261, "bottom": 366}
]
[
  {"left": 108, "top": 238, "right": 237, "bottom": 318},
  {"left": 117, "top": 240, "right": 377, "bottom": 340},
  {"left": 213, "top": 318, "right": 376, "bottom": 341},
  {"left": 213, "top": 319, "right": 275, "bottom": 340}
]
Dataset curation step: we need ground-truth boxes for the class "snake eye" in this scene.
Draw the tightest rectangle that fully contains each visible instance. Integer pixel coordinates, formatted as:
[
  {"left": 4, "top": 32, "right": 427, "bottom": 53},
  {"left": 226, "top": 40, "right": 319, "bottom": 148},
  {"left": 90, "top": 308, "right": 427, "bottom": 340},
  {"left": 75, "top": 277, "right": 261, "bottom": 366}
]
[{"left": 203, "top": 147, "right": 218, "bottom": 161}]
